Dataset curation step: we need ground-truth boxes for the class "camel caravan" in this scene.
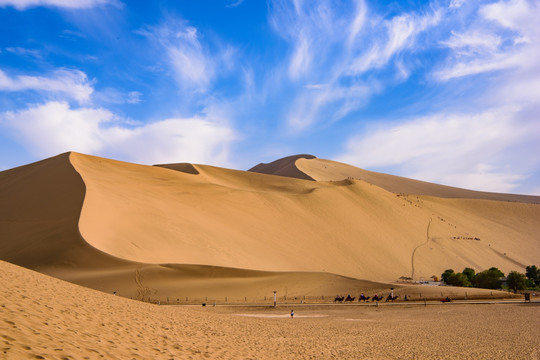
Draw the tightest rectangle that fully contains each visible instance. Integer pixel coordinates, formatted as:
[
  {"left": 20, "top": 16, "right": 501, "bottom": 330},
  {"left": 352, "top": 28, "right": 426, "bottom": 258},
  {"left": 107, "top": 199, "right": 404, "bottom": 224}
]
[{"left": 334, "top": 293, "right": 399, "bottom": 303}]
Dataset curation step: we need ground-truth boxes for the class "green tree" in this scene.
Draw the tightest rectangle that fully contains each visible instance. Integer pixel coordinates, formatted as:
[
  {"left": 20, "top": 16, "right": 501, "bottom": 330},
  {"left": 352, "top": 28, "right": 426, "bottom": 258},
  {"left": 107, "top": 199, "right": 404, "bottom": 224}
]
[
  {"left": 446, "top": 272, "right": 471, "bottom": 287},
  {"left": 506, "top": 271, "right": 527, "bottom": 293},
  {"left": 525, "top": 265, "right": 540, "bottom": 286},
  {"left": 472, "top": 267, "right": 505, "bottom": 289},
  {"left": 441, "top": 269, "right": 455, "bottom": 284},
  {"left": 462, "top": 267, "right": 476, "bottom": 283}
]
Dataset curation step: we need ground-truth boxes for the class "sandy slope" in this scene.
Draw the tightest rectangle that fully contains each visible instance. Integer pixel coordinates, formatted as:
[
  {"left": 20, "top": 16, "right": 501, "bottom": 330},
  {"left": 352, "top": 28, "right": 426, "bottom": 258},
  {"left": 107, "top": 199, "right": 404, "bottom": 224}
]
[
  {"left": 1, "top": 152, "right": 539, "bottom": 302},
  {"left": 72, "top": 152, "right": 539, "bottom": 280},
  {"left": 1, "top": 260, "right": 538, "bottom": 360},
  {"left": 252, "top": 155, "right": 540, "bottom": 203}
]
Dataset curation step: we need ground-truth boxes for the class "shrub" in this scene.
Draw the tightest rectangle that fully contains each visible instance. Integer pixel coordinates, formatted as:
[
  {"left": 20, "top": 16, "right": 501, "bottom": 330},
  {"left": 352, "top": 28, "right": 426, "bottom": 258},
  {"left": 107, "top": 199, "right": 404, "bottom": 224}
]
[
  {"left": 472, "top": 268, "right": 505, "bottom": 289},
  {"left": 462, "top": 267, "right": 476, "bottom": 282},
  {"left": 441, "top": 269, "right": 455, "bottom": 284},
  {"left": 446, "top": 272, "right": 471, "bottom": 287},
  {"left": 525, "top": 265, "right": 540, "bottom": 286},
  {"left": 506, "top": 271, "right": 527, "bottom": 293}
]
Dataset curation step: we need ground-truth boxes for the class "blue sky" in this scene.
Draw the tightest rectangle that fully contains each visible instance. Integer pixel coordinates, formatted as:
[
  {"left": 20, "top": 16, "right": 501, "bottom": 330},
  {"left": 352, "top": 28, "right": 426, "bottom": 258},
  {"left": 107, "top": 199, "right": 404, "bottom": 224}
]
[{"left": 1, "top": 0, "right": 539, "bottom": 195}]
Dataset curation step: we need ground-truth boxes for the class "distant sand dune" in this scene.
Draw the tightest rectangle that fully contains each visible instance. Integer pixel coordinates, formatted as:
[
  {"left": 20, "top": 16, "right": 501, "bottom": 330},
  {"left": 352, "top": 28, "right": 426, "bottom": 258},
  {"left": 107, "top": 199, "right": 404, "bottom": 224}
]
[{"left": 250, "top": 155, "right": 540, "bottom": 203}]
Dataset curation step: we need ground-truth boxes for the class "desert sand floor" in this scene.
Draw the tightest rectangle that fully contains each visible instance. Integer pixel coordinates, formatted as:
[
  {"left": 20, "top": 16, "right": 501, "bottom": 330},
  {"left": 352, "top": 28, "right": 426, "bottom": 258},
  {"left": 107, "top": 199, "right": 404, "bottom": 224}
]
[{"left": 1, "top": 260, "right": 539, "bottom": 360}]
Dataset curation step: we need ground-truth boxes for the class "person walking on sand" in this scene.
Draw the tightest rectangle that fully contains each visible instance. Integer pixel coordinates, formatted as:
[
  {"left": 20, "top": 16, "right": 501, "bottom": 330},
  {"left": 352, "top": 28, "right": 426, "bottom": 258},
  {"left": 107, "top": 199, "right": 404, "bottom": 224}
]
[{"left": 290, "top": 310, "right": 294, "bottom": 318}]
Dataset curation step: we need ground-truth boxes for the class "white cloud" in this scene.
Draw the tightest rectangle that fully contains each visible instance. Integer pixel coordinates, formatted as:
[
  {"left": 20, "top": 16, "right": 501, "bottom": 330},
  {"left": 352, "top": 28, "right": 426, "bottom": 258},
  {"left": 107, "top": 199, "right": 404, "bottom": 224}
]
[
  {"left": 337, "top": 0, "right": 540, "bottom": 195},
  {"left": 269, "top": 0, "right": 347, "bottom": 81},
  {"left": 0, "top": 68, "right": 94, "bottom": 104},
  {"left": 225, "top": 0, "right": 244, "bottom": 8},
  {"left": 5, "top": 47, "right": 42, "bottom": 58},
  {"left": 449, "top": 0, "right": 466, "bottom": 9},
  {"left": 347, "top": 0, "right": 367, "bottom": 47},
  {"left": 93, "top": 88, "right": 142, "bottom": 105},
  {"left": 436, "top": 0, "right": 540, "bottom": 81},
  {"left": 336, "top": 107, "right": 540, "bottom": 193},
  {"left": 480, "top": 0, "right": 531, "bottom": 30},
  {"left": 0, "top": 101, "right": 237, "bottom": 166},
  {"left": 440, "top": 31, "right": 502, "bottom": 56},
  {"left": 139, "top": 21, "right": 234, "bottom": 93},
  {"left": 167, "top": 26, "right": 213, "bottom": 92},
  {"left": 0, "top": 0, "right": 120, "bottom": 9},
  {"left": 269, "top": 0, "right": 441, "bottom": 130},
  {"left": 1, "top": 102, "right": 111, "bottom": 156},
  {"left": 126, "top": 91, "right": 142, "bottom": 104},
  {"left": 349, "top": 10, "right": 441, "bottom": 74},
  {"left": 288, "top": 34, "right": 311, "bottom": 80}
]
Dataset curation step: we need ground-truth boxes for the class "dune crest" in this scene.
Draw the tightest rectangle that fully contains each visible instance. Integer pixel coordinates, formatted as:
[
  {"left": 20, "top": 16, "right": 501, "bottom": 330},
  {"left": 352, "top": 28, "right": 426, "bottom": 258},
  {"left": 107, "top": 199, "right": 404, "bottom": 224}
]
[{"left": 248, "top": 154, "right": 316, "bottom": 180}]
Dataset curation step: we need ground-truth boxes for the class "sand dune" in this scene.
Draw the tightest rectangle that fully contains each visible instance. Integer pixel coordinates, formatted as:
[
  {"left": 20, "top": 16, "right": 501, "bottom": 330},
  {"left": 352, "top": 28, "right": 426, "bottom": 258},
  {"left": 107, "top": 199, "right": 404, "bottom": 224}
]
[
  {"left": 1, "top": 260, "right": 538, "bottom": 359},
  {"left": 1, "top": 152, "right": 539, "bottom": 302},
  {"left": 249, "top": 154, "right": 316, "bottom": 181},
  {"left": 251, "top": 155, "right": 540, "bottom": 203}
]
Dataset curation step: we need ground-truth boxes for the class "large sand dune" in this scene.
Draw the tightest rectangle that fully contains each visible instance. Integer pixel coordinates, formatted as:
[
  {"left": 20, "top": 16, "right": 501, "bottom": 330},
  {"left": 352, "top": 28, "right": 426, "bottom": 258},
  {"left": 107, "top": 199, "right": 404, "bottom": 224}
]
[{"left": 1, "top": 152, "right": 539, "bottom": 301}]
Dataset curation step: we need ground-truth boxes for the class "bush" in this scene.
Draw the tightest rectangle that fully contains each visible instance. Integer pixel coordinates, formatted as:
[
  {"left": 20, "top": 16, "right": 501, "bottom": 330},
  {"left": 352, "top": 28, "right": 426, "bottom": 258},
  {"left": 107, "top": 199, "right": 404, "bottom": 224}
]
[
  {"left": 472, "top": 267, "right": 504, "bottom": 289},
  {"left": 446, "top": 272, "right": 471, "bottom": 287},
  {"left": 441, "top": 269, "right": 455, "bottom": 284},
  {"left": 526, "top": 265, "right": 540, "bottom": 286},
  {"left": 462, "top": 267, "right": 475, "bottom": 282},
  {"left": 506, "top": 271, "right": 527, "bottom": 293}
]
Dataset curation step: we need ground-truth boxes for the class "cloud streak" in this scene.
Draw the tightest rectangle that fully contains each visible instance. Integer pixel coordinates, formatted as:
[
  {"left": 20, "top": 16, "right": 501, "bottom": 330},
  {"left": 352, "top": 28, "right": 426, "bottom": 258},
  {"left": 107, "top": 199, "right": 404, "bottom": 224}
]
[
  {"left": 268, "top": 0, "right": 441, "bottom": 130},
  {"left": 337, "top": 0, "right": 540, "bottom": 194},
  {"left": 0, "top": 0, "right": 120, "bottom": 10},
  {"left": 0, "top": 68, "right": 94, "bottom": 104},
  {"left": 435, "top": 0, "right": 540, "bottom": 81},
  {"left": 138, "top": 20, "right": 235, "bottom": 94},
  {"left": 336, "top": 107, "right": 539, "bottom": 193}
]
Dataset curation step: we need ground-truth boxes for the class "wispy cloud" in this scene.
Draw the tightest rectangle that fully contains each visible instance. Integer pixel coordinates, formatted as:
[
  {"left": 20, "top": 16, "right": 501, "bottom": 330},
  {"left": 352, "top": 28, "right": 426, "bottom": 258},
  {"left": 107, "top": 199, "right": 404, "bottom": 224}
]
[
  {"left": 348, "top": 10, "right": 441, "bottom": 75},
  {"left": 435, "top": 0, "right": 539, "bottom": 81},
  {"left": 0, "top": 0, "right": 121, "bottom": 10},
  {"left": 93, "top": 88, "right": 142, "bottom": 105},
  {"left": 336, "top": 0, "right": 540, "bottom": 195},
  {"left": 225, "top": 0, "right": 244, "bottom": 8},
  {"left": 0, "top": 68, "right": 94, "bottom": 103},
  {"left": 449, "top": 0, "right": 466, "bottom": 9},
  {"left": 138, "top": 19, "right": 235, "bottom": 94},
  {"left": 5, "top": 47, "right": 42, "bottom": 59},
  {"left": 336, "top": 106, "right": 539, "bottom": 193},
  {"left": 0, "top": 101, "right": 236, "bottom": 166},
  {"left": 268, "top": 0, "right": 441, "bottom": 130}
]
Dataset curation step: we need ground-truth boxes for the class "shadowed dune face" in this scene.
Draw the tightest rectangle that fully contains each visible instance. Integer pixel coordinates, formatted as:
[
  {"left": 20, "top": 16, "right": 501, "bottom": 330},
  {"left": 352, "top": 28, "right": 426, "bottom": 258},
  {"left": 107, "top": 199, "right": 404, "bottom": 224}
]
[
  {"left": 0, "top": 153, "right": 131, "bottom": 274},
  {"left": 248, "top": 154, "right": 316, "bottom": 180},
  {"left": 154, "top": 162, "right": 199, "bottom": 175}
]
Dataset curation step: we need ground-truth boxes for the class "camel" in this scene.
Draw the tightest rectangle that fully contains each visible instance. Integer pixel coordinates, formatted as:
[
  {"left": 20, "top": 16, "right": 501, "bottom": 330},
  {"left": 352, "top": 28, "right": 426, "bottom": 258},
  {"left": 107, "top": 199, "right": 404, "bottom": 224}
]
[
  {"left": 344, "top": 295, "right": 355, "bottom": 302},
  {"left": 359, "top": 294, "right": 370, "bottom": 302},
  {"left": 334, "top": 295, "right": 344, "bottom": 303},
  {"left": 371, "top": 294, "right": 384, "bottom": 302},
  {"left": 386, "top": 294, "right": 399, "bottom": 302}
]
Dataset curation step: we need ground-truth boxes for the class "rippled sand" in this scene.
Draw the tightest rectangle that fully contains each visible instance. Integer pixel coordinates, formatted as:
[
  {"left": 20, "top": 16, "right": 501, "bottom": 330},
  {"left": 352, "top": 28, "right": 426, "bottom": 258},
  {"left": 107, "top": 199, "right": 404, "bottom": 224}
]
[{"left": 1, "top": 260, "right": 538, "bottom": 359}]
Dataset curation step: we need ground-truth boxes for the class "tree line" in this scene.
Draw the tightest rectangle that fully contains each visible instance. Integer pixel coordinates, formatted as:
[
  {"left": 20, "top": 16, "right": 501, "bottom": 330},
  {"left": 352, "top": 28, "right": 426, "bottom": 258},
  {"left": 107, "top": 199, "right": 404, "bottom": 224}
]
[{"left": 441, "top": 265, "right": 540, "bottom": 293}]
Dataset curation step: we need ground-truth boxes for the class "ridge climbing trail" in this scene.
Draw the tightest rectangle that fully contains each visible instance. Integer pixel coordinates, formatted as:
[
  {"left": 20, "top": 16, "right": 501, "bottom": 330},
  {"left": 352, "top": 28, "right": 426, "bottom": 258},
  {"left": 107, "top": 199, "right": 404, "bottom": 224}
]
[{"left": 411, "top": 218, "right": 432, "bottom": 279}]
